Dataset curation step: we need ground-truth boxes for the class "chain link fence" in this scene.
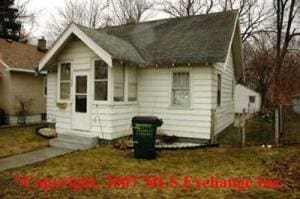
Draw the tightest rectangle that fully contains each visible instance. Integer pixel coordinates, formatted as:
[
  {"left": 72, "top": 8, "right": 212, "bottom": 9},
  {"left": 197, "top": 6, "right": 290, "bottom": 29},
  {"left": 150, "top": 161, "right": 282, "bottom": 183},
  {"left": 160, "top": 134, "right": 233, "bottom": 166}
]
[{"left": 279, "top": 104, "right": 300, "bottom": 145}]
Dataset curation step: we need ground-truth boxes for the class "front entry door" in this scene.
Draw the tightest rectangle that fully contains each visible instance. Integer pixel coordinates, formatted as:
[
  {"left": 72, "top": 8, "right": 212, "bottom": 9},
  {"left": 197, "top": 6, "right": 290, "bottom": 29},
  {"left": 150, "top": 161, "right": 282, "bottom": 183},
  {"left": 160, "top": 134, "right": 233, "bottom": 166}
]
[{"left": 72, "top": 72, "right": 90, "bottom": 131}]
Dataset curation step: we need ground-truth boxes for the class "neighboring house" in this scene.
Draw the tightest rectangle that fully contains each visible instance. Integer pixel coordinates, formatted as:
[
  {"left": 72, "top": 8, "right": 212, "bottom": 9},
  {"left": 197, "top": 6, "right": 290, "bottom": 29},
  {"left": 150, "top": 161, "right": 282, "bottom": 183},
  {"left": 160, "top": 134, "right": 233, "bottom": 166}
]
[
  {"left": 235, "top": 84, "right": 261, "bottom": 114},
  {"left": 292, "top": 93, "right": 300, "bottom": 114},
  {"left": 0, "top": 38, "right": 47, "bottom": 124},
  {"left": 38, "top": 10, "right": 244, "bottom": 142}
]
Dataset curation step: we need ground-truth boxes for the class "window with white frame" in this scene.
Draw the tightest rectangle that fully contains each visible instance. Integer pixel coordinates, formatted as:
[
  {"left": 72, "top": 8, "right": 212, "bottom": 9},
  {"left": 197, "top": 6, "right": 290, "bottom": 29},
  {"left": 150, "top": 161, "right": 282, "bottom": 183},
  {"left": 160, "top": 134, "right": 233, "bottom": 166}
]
[
  {"left": 171, "top": 72, "right": 190, "bottom": 107},
  {"left": 128, "top": 66, "right": 137, "bottom": 101},
  {"left": 59, "top": 63, "right": 71, "bottom": 100},
  {"left": 94, "top": 60, "right": 108, "bottom": 101},
  {"left": 114, "top": 64, "right": 125, "bottom": 101}
]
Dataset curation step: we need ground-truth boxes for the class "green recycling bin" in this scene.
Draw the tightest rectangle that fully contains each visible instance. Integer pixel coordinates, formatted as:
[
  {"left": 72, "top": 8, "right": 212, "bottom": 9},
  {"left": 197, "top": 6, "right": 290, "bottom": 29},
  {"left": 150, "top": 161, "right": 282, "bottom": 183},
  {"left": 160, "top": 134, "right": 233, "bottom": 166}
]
[{"left": 132, "top": 116, "right": 163, "bottom": 159}]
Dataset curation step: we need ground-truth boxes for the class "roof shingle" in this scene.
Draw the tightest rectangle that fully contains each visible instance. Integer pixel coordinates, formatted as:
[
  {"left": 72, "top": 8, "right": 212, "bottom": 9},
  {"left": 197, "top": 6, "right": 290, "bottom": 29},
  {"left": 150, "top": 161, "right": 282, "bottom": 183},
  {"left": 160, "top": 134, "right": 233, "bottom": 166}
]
[
  {"left": 0, "top": 38, "right": 45, "bottom": 70},
  {"left": 78, "top": 10, "right": 238, "bottom": 65}
]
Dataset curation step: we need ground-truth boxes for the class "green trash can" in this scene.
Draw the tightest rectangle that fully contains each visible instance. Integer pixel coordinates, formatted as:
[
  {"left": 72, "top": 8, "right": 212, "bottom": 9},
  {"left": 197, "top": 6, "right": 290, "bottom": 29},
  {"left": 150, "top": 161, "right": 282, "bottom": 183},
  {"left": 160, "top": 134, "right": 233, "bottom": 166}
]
[{"left": 132, "top": 116, "right": 163, "bottom": 159}]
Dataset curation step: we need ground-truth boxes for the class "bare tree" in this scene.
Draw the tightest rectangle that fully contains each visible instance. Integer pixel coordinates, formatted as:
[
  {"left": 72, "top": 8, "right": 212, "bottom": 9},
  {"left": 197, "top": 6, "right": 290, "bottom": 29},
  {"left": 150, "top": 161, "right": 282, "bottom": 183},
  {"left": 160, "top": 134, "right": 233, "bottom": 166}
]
[
  {"left": 158, "top": 0, "right": 216, "bottom": 17},
  {"left": 46, "top": 0, "right": 108, "bottom": 42},
  {"left": 158, "top": 0, "right": 273, "bottom": 43},
  {"left": 13, "top": 0, "right": 41, "bottom": 41},
  {"left": 109, "top": 0, "right": 154, "bottom": 25},
  {"left": 221, "top": 0, "right": 274, "bottom": 43},
  {"left": 269, "top": 0, "right": 300, "bottom": 105}
]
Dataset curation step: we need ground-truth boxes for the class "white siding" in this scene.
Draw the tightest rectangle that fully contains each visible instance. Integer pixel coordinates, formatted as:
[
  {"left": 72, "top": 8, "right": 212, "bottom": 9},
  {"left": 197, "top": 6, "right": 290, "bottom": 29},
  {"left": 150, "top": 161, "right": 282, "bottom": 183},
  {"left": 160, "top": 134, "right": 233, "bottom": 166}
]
[
  {"left": 235, "top": 84, "right": 261, "bottom": 113},
  {"left": 46, "top": 37, "right": 237, "bottom": 140},
  {"left": 138, "top": 66, "right": 213, "bottom": 139},
  {"left": 46, "top": 38, "right": 138, "bottom": 139},
  {"left": 213, "top": 50, "right": 235, "bottom": 134}
]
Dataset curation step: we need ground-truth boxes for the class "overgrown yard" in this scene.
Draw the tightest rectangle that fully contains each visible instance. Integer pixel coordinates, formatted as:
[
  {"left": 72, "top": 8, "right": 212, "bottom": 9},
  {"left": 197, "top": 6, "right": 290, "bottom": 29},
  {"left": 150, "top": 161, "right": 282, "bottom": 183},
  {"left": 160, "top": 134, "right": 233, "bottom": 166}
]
[
  {"left": 0, "top": 145, "right": 299, "bottom": 198},
  {"left": 0, "top": 125, "right": 48, "bottom": 158}
]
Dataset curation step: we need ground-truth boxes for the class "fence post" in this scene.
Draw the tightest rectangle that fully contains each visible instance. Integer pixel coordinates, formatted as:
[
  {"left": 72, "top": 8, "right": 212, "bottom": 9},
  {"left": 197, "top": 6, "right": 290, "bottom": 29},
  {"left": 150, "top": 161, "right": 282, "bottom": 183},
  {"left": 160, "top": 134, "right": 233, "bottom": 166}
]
[
  {"left": 241, "top": 109, "right": 246, "bottom": 147},
  {"left": 274, "top": 108, "right": 279, "bottom": 146},
  {"left": 210, "top": 109, "right": 216, "bottom": 144},
  {"left": 279, "top": 104, "right": 284, "bottom": 144}
]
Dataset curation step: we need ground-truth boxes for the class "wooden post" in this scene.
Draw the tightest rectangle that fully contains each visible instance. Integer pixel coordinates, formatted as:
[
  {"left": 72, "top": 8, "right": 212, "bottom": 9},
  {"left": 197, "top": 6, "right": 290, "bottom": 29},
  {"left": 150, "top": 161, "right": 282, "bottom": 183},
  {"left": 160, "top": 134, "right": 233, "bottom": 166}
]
[
  {"left": 210, "top": 109, "right": 216, "bottom": 144},
  {"left": 275, "top": 108, "right": 279, "bottom": 146},
  {"left": 241, "top": 109, "right": 246, "bottom": 147},
  {"left": 279, "top": 104, "right": 284, "bottom": 144}
]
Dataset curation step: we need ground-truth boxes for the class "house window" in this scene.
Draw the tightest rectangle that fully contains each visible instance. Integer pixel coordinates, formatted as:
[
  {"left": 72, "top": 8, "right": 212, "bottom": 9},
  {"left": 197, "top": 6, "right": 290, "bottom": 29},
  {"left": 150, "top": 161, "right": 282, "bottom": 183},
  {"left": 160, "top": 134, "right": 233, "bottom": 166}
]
[
  {"left": 172, "top": 72, "right": 190, "bottom": 107},
  {"left": 59, "top": 63, "right": 71, "bottom": 100},
  {"left": 217, "top": 74, "right": 221, "bottom": 106},
  {"left": 43, "top": 77, "right": 47, "bottom": 96},
  {"left": 128, "top": 66, "right": 137, "bottom": 101},
  {"left": 249, "top": 96, "right": 256, "bottom": 103},
  {"left": 94, "top": 60, "right": 108, "bottom": 101},
  {"left": 114, "top": 64, "right": 125, "bottom": 102}
]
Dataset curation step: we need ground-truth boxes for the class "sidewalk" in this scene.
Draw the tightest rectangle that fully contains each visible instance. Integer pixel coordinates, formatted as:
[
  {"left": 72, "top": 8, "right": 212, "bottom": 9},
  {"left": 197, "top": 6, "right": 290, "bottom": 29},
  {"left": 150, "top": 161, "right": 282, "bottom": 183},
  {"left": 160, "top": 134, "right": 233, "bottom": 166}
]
[{"left": 0, "top": 147, "right": 73, "bottom": 172}]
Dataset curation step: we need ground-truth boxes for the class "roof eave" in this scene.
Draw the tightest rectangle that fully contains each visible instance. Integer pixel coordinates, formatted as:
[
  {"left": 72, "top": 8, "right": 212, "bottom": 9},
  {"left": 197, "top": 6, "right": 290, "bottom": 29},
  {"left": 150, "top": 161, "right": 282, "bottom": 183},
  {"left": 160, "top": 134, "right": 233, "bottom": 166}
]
[{"left": 38, "top": 23, "right": 113, "bottom": 72}]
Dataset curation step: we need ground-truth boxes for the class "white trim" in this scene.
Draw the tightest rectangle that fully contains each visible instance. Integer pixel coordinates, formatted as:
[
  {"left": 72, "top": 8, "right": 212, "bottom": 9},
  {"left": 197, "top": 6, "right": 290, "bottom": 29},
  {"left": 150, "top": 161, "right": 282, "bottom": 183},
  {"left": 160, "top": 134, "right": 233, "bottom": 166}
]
[
  {"left": 224, "top": 12, "right": 239, "bottom": 70},
  {"left": 91, "top": 58, "right": 111, "bottom": 103},
  {"left": 57, "top": 62, "right": 72, "bottom": 103},
  {"left": 0, "top": 59, "right": 11, "bottom": 70},
  {"left": 38, "top": 23, "right": 113, "bottom": 71},
  {"left": 169, "top": 68, "right": 192, "bottom": 109},
  {"left": 72, "top": 71, "right": 91, "bottom": 131},
  {"left": 0, "top": 59, "right": 47, "bottom": 74}
]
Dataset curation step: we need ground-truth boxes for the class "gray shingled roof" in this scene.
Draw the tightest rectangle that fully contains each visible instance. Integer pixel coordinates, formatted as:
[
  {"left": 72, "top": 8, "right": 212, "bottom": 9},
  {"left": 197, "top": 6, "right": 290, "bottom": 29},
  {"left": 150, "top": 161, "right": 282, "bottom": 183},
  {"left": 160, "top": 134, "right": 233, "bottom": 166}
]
[{"left": 78, "top": 10, "right": 238, "bottom": 65}]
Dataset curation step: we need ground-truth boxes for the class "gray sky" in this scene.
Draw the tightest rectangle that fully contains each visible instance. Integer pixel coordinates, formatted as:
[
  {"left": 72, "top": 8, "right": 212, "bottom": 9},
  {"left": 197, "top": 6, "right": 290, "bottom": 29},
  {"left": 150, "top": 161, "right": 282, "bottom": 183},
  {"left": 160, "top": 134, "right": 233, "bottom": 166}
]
[
  {"left": 19, "top": 0, "right": 66, "bottom": 39},
  {"left": 18, "top": 0, "right": 168, "bottom": 42}
]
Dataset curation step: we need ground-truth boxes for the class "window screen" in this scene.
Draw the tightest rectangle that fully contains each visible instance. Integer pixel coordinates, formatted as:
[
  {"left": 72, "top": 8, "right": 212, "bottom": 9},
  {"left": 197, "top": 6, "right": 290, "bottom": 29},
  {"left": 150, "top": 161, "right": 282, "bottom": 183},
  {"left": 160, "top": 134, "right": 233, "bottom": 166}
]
[
  {"left": 94, "top": 60, "right": 108, "bottom": 101},
  {"left": 172, "top": 72, "right": 190, "bottom": 107}
]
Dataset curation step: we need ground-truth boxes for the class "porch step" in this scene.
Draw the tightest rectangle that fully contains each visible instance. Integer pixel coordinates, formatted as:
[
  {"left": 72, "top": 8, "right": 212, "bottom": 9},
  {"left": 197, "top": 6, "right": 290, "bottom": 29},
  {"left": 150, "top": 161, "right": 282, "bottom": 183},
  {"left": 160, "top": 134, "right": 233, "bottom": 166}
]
[
  {"left": 57, "top": 132, "right": 99, "bottom": 146},
  {"left": 49, "top": 133, "right": 98, "bottom": 150}
]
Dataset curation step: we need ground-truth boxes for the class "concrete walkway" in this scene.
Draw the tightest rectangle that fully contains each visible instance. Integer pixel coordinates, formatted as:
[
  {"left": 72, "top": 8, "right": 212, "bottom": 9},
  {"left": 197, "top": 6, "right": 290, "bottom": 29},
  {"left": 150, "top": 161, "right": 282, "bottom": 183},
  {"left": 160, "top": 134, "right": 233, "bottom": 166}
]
[{"left": 0, "top": 147, "right": 74, "bottom": 172}]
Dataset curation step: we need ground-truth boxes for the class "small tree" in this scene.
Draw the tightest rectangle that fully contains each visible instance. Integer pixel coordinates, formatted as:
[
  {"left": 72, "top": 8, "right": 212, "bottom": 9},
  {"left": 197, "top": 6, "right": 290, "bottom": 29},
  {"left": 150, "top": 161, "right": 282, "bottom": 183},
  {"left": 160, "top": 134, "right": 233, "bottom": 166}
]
[{"left": 15, "top": 97, "right": 33, "bottom": 125}]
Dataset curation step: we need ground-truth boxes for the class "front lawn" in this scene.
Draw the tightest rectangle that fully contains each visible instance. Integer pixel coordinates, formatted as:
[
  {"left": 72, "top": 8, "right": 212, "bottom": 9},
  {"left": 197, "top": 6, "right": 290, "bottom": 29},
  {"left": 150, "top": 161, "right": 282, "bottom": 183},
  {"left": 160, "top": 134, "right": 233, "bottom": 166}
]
[
  {"left": 0, "top": 125, "right": 49, "bottom": 158},
  {"left": 0, "top": 145, "right": 299, "bottom": 198}
]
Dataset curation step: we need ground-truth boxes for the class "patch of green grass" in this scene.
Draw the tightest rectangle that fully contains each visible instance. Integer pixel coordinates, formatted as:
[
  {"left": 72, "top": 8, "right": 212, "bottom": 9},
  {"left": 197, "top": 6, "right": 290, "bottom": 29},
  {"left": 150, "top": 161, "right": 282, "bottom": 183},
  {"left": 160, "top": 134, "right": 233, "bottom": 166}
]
[
  {"left": 0, "top": 146, "right": 299, "bottom": 198},
  {"left": 0, "top": 125, "right": 49, "bottom": 158}
]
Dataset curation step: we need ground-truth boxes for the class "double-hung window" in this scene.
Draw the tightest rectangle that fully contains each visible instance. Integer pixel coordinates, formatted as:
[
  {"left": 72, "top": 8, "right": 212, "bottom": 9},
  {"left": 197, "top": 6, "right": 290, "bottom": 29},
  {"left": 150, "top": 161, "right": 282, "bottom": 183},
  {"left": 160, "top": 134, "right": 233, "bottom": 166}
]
[
  {"left": 59, "top": 63, "right": 71, "bottom": 100},
  {"left": 114, "top": 64, "right": 125, "bottom": 102},
  {"left": 171, "top": 72, "right": 190, "bottom": 107},
  {"left": 94, "top": 60, "right": 108, "bottom": 101}
]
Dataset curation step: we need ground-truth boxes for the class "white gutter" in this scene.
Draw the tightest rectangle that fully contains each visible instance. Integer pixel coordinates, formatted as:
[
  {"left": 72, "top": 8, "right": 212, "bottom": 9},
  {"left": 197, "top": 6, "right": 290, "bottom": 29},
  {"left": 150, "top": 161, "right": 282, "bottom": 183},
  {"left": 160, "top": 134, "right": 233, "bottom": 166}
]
[
  {"left": 0, "top": 59, "right": 11, "bottom": 71},
  {"left": 9, "top": 68, "right": 47, "bottom": 75},
  {"left": 0, "top": 59, "right": 46, "bottom": 75}
]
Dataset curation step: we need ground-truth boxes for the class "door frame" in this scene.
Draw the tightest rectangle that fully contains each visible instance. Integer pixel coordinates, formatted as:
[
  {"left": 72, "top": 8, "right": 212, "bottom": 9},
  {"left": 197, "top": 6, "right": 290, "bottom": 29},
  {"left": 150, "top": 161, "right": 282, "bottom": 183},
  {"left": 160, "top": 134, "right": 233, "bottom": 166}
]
[{"left": 72, "top": 70, "right": 91, "bottom": 131}]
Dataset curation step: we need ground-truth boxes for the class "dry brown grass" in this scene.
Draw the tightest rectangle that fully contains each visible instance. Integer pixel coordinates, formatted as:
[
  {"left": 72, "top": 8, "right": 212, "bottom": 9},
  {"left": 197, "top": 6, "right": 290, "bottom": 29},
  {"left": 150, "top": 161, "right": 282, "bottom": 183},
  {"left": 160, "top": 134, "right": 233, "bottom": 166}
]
[
  {"left": 0, "top": 125, "right": 48, "bottom": 158},
  {"left": 0, "top": 145, "right": 299, "bottom": 198}
]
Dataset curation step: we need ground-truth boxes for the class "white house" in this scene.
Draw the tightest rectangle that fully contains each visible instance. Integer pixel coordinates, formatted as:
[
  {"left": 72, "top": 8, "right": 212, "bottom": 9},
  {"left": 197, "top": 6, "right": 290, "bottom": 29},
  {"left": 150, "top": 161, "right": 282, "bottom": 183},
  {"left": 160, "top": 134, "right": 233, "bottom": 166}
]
[
  {"left": 38, "top": 10, "right": 244, "bottom": 148},
  {"left": 235, "top": 84, "right": 261, "bottom": 114}
]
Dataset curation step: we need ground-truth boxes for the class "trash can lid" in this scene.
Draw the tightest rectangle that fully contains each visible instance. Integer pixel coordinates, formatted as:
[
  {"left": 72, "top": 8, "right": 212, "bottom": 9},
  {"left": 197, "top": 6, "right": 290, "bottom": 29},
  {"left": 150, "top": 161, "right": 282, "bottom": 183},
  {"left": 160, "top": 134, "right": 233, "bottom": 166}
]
[{"left": 132, "top": 116, "right": 163, "bottom": 127}]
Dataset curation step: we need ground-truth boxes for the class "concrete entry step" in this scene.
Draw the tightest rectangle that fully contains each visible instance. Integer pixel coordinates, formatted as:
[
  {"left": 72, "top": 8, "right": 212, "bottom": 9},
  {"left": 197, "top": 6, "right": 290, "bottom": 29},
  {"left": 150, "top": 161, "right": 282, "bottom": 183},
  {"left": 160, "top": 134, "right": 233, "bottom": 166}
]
[{"left": 49, "top": 133, "right": 98, "bottom": 150}]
